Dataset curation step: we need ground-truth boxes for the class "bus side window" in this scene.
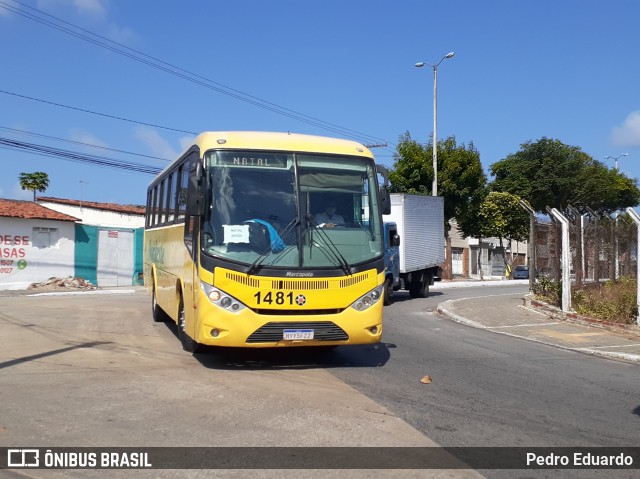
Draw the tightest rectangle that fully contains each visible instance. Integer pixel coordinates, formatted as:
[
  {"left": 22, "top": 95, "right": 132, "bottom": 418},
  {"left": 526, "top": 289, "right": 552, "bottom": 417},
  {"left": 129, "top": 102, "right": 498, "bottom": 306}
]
[{"left": 177, "top": 163, "right": 189, "bottom": 221}]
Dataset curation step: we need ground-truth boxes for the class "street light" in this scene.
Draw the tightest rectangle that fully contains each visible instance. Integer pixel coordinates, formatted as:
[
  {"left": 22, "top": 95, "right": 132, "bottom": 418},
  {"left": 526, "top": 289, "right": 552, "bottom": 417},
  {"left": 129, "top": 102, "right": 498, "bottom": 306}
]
[
  {"left": 415, "top": 51, "right": 455, "bottom": 196},
  {"left": 605, "top": 153, "right": 628, "bottom": 170}
]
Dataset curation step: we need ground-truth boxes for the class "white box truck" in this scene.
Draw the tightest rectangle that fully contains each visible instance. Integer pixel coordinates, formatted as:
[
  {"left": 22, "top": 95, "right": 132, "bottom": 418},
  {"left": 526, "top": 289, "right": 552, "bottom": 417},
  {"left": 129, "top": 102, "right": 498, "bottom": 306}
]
[{"left": 383, "top": 194, "right": 445, "bottom": 303}]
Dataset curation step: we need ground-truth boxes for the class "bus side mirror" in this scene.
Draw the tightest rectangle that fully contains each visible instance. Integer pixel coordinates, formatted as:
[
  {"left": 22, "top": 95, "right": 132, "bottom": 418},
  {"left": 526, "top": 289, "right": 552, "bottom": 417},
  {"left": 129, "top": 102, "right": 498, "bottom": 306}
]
[
  {"left": 187, "top": 159, "right": 204, "bottom": 216},
  {"left": 376, "top": 164, "right": 391, "bottom": 215},
  {"left": 379, "top": 187, "right": 391, "bottom": 215}
]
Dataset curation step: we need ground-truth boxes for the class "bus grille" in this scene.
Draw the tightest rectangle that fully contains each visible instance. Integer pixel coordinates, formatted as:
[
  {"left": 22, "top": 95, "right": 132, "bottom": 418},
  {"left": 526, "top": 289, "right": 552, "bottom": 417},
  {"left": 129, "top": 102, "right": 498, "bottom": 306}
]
[
  {"left": 270, "top": 279, "right": 329, "bottom": 290},
  {"left": 225, "top": 272, "right": 260, "bottom": 288},
  {"left": 224, "top": 271, "right": 369, "bottom": 290},
  {"left": 246, "top": 322, "right": 349, "bottom": 343}
]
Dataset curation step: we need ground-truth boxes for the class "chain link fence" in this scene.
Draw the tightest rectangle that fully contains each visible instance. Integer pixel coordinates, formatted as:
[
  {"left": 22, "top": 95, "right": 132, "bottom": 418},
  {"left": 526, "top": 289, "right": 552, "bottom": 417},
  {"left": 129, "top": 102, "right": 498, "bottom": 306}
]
[{"left": 534, "top": 213, "right": 638, "bottom": 284}]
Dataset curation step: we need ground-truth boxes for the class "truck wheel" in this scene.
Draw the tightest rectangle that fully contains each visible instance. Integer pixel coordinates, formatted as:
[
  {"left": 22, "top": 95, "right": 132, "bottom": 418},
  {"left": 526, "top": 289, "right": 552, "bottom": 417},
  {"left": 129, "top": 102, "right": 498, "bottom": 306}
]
[
  {"left": 383, "top": 277, "right": 393, "bottom": 306},
  {"left": 409, "top": 279, "right": 429, "bottom": 298},
  {"left": 177, "top": 299, "right": 202, "bottom": 353}
]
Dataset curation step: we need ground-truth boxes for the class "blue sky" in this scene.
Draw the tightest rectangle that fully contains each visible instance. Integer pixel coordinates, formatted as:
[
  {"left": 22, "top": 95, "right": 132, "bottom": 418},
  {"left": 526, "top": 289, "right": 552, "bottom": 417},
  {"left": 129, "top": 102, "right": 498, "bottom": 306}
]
[{"left": 1, "top": 0, "right": 639, "bottom": 206}]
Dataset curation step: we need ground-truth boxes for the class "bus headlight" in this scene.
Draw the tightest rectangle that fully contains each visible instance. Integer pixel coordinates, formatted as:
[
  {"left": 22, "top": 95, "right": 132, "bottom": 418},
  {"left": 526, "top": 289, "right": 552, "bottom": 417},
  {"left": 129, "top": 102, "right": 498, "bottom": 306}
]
[
  {"left": 201, "top": 282, "right": 246, "bottom": 312},
  {"left": 350, "top": 284, "right": 384, "bottom": 311}
]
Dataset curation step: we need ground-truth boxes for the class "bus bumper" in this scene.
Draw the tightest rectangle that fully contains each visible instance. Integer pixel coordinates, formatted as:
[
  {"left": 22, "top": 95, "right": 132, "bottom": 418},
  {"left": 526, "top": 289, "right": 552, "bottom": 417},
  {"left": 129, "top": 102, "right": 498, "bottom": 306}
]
[{"left": 194, "top": 292, "right": 383, "bottom": 348}]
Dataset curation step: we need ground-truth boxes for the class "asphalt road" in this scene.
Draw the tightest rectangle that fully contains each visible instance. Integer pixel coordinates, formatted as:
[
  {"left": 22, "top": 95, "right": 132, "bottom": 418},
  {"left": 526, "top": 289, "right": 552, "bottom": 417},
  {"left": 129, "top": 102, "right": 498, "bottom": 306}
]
[
  {"left": 330, "top": 284, "right": 640, "bottom": 478},
  {"left": 0, "top": 289, "right": 480, "bottom": 479}
]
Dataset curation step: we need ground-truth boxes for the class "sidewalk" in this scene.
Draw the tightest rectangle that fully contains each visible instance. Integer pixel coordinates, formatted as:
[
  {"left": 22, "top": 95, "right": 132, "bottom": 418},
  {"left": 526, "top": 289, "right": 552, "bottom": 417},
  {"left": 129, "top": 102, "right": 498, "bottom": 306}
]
[{"left": 437, "top": 291, "right": 640, "bottom": 364}]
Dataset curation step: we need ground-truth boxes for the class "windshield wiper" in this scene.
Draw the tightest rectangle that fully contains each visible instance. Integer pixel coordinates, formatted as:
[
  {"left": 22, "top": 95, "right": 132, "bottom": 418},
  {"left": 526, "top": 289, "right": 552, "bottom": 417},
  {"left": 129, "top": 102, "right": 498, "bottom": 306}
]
[
  {"left": 305, "top": 214, "right": 352, "bottom": 276},
  {"left": 245, "top": 218, "right": 298, "bottom": 275}
]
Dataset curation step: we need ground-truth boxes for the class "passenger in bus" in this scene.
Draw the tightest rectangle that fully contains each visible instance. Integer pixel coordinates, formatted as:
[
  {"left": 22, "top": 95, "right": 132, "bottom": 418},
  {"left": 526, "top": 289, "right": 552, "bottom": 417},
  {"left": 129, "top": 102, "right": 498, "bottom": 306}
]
[{"left": 314, "top": 200, "right": 345, "bottom": 227}]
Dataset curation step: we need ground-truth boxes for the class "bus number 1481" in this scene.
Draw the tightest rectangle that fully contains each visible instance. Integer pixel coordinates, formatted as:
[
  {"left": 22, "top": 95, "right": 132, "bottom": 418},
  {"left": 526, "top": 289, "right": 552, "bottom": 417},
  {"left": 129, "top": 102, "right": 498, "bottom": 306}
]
[{"left": 253, "top": 291, "right": 295, "bottom": 305}]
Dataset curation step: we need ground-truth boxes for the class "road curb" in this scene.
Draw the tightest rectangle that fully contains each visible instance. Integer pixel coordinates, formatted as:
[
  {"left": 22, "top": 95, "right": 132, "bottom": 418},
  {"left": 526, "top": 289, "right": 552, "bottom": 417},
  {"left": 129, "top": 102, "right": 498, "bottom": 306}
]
[
  {"left": 436, "top": 298, "right": 640, "bottom": 364},
  {"left": 27, "top": 288, "right": 138, "bottom": 297}
]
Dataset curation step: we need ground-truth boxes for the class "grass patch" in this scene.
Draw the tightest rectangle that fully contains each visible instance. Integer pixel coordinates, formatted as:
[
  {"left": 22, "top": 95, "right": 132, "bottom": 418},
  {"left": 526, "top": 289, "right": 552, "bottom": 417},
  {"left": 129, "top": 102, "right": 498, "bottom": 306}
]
[
  {"left": 534, "top": 276, "right": 637, "bottom": 325},
  {"left": 572, "top": 277, "right": 638, "bottom": 324}
]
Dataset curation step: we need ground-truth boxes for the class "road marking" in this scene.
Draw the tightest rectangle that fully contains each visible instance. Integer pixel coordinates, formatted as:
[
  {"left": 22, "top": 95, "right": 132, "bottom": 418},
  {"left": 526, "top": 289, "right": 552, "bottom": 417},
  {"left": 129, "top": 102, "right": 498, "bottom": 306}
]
[
  {"left": 535, "top": 329, "right": 606, "bottom": 344},
  {"left": 488, "top": 322, "right": 561, "bottom": 329}
]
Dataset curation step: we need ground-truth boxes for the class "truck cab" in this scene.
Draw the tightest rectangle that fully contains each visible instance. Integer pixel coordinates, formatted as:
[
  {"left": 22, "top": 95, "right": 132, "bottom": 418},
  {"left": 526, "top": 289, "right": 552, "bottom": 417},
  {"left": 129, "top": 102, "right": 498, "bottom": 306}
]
[{"left": 383, "top": 222, "right": 401, "bottom": 305}]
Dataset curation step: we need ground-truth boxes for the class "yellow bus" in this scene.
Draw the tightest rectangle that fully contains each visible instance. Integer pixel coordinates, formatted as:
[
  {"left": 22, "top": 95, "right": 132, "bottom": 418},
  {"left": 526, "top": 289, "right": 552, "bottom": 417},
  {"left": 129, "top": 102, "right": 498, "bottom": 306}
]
[{"left": 144, "top": 131, "right": 390, "bottom": 352}]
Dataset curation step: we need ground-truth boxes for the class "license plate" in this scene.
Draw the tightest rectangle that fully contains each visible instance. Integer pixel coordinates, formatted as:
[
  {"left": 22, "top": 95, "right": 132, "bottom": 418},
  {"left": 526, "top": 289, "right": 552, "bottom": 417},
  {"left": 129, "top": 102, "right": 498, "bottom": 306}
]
[{"left": 283, "top": 329, "right": 314, "bottom": 340}]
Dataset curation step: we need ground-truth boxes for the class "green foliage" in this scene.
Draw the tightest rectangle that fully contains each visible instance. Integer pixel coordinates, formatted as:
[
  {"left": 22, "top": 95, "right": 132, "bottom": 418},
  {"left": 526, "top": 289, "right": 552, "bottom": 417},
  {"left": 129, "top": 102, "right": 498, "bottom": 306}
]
[
  {"left": 489, "top": 137, "right": 640, "bottom": 214},
  {"left": 479, "top": 191, "right": 529, "bottom": 243},
  {"left": 389, "top": 132, "right": 432, "bottom": 195},
  {"left": 533, "top": 277, "right": 562, "bottom": 307},
  {"left": 438, "top": 137, "right": 487, "bottom": 238},
  {"left": 19, "top": 171, "right": 50, "bottom": 201},
  {"left": 535, "top": 277, "right": 637, "bottom": 324},
  {"left": 574, "top": 165, "right": 640, "bottom": 213},
  {"left": 572, "top": 278, "right": 638, "bottom": 324},
  {"left": 389, "top": 131, "right": 487, "bottom": 237}
]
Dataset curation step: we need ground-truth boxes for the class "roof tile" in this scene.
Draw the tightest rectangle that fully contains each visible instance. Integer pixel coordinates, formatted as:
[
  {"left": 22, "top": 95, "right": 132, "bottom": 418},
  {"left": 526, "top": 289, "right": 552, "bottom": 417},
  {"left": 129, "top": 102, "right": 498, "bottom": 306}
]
[{"left": 0, "top": 199, "right": 79, "bottom": 221}]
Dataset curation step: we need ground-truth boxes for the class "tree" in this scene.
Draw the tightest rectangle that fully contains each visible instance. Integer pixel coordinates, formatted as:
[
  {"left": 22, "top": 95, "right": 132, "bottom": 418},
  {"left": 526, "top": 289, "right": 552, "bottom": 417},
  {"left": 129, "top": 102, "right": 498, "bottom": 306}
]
[
  {"left": 390, "top": 132, "right": 487, "bottom": 277},
  {"left": 490, "top": 138, "right": 640, "bottom": 214},
  {"left": 19, "top": 171, "right": 50, "bottom": 201},
  {"left": 573, "top": 164, "right": 640, "bottom": 213},
  {"left": 390, "top": 132, "right": 487, "bottom": 229},
  {"left": 480, "top": 192, "right": 529, "bottom": 244},
  {"left": 479, "top": 191, "right": 530, "bottom": 272},
  {"left": 438, "top": 136, "right": 487, "bottom": 238},
  {"left": 388, "top": 132, "right": 432, "bottom": 195}
]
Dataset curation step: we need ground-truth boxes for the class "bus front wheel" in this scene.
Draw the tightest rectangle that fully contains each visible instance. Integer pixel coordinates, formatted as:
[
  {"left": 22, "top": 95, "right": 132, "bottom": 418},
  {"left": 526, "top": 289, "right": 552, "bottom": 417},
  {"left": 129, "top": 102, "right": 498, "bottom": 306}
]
[{"left": 177, "top": 300, "right": 202, "bottom": 354}]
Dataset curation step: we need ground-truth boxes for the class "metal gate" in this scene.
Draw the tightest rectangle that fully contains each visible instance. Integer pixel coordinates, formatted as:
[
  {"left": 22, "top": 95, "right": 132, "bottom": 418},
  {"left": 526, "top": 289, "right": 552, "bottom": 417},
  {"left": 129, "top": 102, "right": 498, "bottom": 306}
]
[
  {"left": 97, "top": 229, "right": 134, "bottom": 287},
  {"left": 451, "top": 247, "right": 464, "bottom": 275}
]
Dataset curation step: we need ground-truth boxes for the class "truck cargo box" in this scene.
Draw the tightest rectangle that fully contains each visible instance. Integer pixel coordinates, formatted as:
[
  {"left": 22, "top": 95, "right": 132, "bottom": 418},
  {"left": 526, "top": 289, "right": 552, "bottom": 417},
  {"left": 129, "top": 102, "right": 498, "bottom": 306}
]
[{"left": 387, "top": 194, "right": 445, "bottom": 273}]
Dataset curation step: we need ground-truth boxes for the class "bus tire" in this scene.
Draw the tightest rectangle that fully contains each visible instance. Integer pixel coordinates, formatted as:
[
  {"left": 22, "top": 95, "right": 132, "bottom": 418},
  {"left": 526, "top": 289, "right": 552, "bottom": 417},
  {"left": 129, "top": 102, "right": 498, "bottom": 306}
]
[
  {"left": 177, "top": 299, "right": 202, "bottom": 353},
  {"left": 151, "top": 283, "right": 168, "bottom": 322},
  {"left": 383, "top": 276, "right": 393, "bottom": 306}
]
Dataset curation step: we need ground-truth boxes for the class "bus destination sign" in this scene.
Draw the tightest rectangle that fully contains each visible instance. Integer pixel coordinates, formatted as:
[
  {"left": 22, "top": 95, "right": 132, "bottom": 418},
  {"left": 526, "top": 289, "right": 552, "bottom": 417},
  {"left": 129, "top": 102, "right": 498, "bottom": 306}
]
[{"left": 217, "top": 151, "right": 289, "bottom": 168}]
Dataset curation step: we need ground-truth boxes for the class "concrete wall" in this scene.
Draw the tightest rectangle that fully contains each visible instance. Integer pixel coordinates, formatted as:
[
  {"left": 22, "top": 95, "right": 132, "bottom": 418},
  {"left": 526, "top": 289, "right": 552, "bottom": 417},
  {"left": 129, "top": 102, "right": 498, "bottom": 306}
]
[{"left": 0, "top": 217, "right": 75, "bottom": 290}]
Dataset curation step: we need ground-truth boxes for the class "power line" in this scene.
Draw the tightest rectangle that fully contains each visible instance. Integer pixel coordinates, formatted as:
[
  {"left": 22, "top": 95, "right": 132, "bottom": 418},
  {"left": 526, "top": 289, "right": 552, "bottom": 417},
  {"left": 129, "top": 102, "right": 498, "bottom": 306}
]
[
  {"left": 0, "top": 89, "right": 197, "bottom": 136},
  {"left": 0, "top": 136, "right": 162, "bottom": 175},
  {"left": 0, "top": 126, "right": 172, "bottom": 162},
  {"left": 1, "top": 0, "right": 394, "bottom": 149}
]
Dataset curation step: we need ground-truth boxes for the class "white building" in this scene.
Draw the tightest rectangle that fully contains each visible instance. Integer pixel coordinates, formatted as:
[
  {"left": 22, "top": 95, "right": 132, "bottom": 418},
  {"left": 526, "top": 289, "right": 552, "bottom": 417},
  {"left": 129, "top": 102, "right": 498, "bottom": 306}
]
[
  {"left": 37, "top": 197, "right": 146, "bottom": 287},
  {"left": 37, "top": 196, "right": 145, "bottom": 228},
  {"left": 449, "top": 219, "right": 528, "bottom": 278},
  {"left": 0, "top": 199, "right": 78, "bottom": 290}
]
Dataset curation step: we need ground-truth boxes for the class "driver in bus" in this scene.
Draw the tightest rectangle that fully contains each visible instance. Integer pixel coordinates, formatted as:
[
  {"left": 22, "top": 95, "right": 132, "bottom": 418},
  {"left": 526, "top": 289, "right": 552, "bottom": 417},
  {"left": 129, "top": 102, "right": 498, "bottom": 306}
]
[{"left": 314, "top": 200, "right": 345, "bottom": 228}]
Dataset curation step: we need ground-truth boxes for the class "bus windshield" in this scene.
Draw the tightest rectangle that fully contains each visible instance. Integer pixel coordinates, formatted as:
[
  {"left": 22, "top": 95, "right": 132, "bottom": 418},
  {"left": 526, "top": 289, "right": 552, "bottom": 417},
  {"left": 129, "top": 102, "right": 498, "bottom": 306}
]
[{"left": 201, "top": 150, "right": 383, "bottom": 270}]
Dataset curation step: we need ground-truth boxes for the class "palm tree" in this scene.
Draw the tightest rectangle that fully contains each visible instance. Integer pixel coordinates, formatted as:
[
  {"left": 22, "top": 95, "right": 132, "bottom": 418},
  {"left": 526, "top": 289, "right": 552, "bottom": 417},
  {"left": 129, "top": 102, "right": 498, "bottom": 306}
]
[{"left": 19, "top": 172, "right": 50, "bottom": 201}]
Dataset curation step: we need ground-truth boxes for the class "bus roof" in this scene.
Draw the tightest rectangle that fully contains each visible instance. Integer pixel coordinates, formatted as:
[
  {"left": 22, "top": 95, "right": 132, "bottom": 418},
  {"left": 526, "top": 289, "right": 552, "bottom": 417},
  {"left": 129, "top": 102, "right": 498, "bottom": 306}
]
[
  {"left": 192, "top": 131, "right": 374, "bottom": 159},
  {"left": 149, "top": 131, "right": 377, "bottom": 186}
]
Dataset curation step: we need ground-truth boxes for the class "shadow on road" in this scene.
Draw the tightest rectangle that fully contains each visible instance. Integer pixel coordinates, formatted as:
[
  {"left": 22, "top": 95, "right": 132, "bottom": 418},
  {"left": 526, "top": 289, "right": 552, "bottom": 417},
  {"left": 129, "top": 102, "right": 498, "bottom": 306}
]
[
  {"left": 0, "top": 341, "right": 113, "bottom": 370},
  {"left": 193, "top": 342, "right": 392, "bottom": 370},
  {"left": 160, "top": 314, "right": 392, "bottom": 370},
  {"left": 386, "top": 290, "right": 444, "bottom": 304}
]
